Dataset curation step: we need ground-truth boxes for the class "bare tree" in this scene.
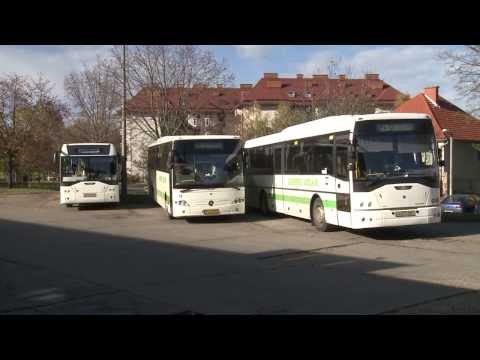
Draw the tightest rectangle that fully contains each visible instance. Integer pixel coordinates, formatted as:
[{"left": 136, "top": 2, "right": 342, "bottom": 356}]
[
  {"left": 21, "top": 77, "right": 67, "bottom": 178},
  {"left": 439, "top": 45, "right": 480, "bottom": 115},
  {"left": 241, "top": 103, "right": 276, "bottom": 140},
  {"left": 110, "top": 45, "right": 234, "bottom": 140},
  {"left": 64, "top": 57, "right": 122, "bottom": 144},
  {"left": 0, "top": 74, "right": 30, "bottom": 187},
  {"left": 0, "top": 74, "right": 65, "bottom": 186},
  {"left": 264, "top": 58, "right": 377, "bottom": 135},
  {"left": 314, "top": 57, "right": 377, "bottom": 117}
]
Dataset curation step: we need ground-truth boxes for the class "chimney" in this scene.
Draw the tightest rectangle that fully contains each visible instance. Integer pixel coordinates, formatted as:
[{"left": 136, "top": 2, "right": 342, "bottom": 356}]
[
  {"left": 296, "top": 74, "right": 304, "bottom": 79},
  {"left": 338, "top": 74, "right": 346, "bottom": 80},
  {"left": 263, "top": 73, "right": 278, "bottom": 79},
  {"left": 424, "top": 86, "right": 439, "bottom": 104},
  {"left": 216, "top": 84, "right": 224, "bottom": 88},
  {"left": 240, "top": 84, "right": 252, "bottom": 89},
  {"left": 365, "top": 73, "right": 379, "bottom": 80}
]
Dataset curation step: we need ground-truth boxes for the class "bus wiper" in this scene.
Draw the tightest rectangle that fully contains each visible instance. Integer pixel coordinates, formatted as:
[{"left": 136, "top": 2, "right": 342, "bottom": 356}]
[{"left": 180, "top": 188, "right": 198, "bottom": 193}]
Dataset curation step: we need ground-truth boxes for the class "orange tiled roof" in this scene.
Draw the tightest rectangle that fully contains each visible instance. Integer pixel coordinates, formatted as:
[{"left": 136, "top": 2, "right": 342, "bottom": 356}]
[{"left": 395, "top": 93, "right": 480, "bottom": 141}]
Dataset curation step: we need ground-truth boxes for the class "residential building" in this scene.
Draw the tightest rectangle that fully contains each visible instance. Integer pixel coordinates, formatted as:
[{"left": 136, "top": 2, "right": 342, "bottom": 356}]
[
  {"left": 125, "top": 73, "right": 404, "bottom": 178},
  {"left": 395, "top": 86, "right": 480, "bottom": 196}
]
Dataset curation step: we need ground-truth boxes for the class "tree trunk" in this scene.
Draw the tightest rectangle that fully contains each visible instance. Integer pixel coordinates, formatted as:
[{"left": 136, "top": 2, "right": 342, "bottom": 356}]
[{"left": 7, "top": 153, "right": 14, "bottom": 189}]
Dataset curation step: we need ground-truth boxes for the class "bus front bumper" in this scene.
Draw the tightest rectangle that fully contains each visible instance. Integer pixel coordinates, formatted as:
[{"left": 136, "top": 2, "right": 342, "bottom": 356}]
[
  {"left": 172, "top": 203, "right": 245, "bottom": 218},
  {"left": 60, "top": 192, "right": 120, "bottom": 204},
  {"left": 350, "top": 206, "right": 441, "bottom": 229}
]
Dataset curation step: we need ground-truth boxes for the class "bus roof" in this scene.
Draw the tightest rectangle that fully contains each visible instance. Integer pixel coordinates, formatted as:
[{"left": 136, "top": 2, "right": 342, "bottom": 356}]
[
  {"left": 148, "top": 135, "right": 240, "bottom": 148},
  {"left": 60, "top": 143, "right": 117, "bottom": 156},
  {"left": 244, "top": 113, "right": 431, "bottom": 149}
]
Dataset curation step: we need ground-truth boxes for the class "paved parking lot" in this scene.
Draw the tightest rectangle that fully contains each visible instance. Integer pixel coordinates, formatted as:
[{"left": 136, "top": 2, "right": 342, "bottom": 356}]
[{"left": 2, "top": 190, "right": 480, "bottom": 314}]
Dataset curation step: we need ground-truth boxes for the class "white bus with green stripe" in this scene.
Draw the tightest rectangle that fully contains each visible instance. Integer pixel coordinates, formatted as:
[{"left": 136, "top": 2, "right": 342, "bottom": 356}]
[
  {"left": 244, "top": 113, "right": 441, "bottom": 231},
  {"left": 147, "top": 135, "right": 244, "bottom": 218}
]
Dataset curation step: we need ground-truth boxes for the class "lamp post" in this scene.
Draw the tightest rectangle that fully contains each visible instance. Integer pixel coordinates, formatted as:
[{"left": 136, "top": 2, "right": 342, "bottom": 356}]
[
  {"left": 121, "top": 45, "right": 128, "bottom": 202},
  {"left": 449, "top": 135, "right": 453, "bottom": 197}
]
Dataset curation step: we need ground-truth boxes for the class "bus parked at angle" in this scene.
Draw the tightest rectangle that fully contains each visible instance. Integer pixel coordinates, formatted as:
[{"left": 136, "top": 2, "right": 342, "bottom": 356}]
[
  {"left": 243, "top": 113, "right": 441, "bottom": 231},
  {"left": 55, "top": 143, "right": 120, "bottom": 207},
  {"left": 147, "top": 135, "right": 244, "bottom": 218}
]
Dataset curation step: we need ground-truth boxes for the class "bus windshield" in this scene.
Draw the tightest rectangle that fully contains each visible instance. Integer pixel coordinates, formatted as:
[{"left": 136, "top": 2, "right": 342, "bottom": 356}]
[
  {"left": 354, "top": 119, "right": 437, "bottom": 186},
  {"left": 172, "top": 139, "right": 243, "bottom": 188},
  {"left": 61, "top": 156, "right": 118, "bottom": 184}
]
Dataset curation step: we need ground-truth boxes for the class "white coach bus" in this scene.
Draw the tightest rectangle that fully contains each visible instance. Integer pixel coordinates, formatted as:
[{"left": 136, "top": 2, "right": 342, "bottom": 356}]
[
  {"left": 56, "top": 143, "right": 120, "bottom": 206},
  {"left": 244, "top": 113, "right": 441, "bottom": 231},
  {"left": 147, "top": 135, "right": 244, "bottom": 218}
]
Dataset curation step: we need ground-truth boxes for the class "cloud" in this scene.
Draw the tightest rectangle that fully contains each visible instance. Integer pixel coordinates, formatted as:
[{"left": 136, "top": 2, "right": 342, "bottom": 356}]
[
  {"left": 297, "top": 45, "right": 466, "bottom": 108},
  {"left": 0, "top": 45, "right": 112, "bottom": 101},
  {"left": 233, "top": 45, "right": 276, "bottom": 60}
]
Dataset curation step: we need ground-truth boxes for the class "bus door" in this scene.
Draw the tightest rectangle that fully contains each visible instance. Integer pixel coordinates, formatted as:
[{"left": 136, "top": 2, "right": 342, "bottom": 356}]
[
  {"left": 273, "top": 144, "right": 284, "bottom": 212},
  {"left": 334, "top": 145, "right": 352, "bottom": 227}
]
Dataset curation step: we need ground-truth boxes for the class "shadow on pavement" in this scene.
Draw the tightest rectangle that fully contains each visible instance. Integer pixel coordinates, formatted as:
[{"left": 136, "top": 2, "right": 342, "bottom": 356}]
[
  {"left": 351, "top": 221, "right": 480, "bottom": 241},
  {"left": 0, "top": 217, "right": 474, "bottom": 314},
  {"left": 77, "top": 194, "right": 158, "bottom": 211},
  {"left": 185, "top": 209, "right": 288, "bottom": 224}
]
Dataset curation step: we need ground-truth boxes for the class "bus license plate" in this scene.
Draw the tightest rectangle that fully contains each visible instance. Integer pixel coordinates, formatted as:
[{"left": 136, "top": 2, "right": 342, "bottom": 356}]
[
  {"left": 203, "top": 209, "right": 220, "bottom": 216},
  {"left": 395, "top": 210, "right": 416, "bottom": 217},
  {"left": 84, "top": 193, "right": 97, "bottom": 198}
]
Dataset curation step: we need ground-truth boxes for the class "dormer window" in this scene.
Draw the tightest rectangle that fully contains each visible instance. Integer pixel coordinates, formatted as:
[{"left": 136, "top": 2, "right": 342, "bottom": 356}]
[{"left": 288, "top": 91, "right": 296, "bottom": 98}]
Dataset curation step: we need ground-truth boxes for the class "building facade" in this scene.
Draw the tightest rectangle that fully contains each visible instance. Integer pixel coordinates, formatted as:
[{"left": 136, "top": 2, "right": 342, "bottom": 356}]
[{"left": 125, "top": 73, "right": 404, "bottom": 178}]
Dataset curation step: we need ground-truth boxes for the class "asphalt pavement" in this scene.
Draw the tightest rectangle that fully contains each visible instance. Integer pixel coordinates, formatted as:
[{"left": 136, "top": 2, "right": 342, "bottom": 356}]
[{"left": 2, "top": 189, "right": 480, "bottom": 314}]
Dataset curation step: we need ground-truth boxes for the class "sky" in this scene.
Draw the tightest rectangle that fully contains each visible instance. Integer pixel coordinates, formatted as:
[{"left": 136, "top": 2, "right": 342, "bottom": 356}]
[{"left": 0, "top": 45, "right": 467, "bottom": 109}]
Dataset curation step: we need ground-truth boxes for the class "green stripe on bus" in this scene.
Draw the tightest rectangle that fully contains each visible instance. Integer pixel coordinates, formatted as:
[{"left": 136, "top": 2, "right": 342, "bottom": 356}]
[
  {"left": 322, "top": 200, "right": 336, "bottom": 209},
  {"left": 271, "top": 193, "right": 336, "bottom": 208}
]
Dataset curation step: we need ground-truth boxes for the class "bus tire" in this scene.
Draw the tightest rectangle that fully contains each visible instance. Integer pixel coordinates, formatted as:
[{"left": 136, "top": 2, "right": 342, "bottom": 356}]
[
  {"left": 66, "top": 204, "right": 73, "bottom": 208},
  {"left": 260, "top": 191, "right": 270, "bottom": 215},
  {"left": 311, "top": 197, "right": 333, "bottom": 232}
]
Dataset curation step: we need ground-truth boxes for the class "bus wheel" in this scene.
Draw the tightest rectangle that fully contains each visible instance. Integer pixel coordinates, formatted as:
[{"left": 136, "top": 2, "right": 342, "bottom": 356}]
[
  {"left": 260, "top": 191, "right": 270, "bottom": 215},
  {"left": 311, "top": 197, "right": 332, "bottom": 232},
  {"left": 66, "top": 204, "right": 73, "bottom": 208}
]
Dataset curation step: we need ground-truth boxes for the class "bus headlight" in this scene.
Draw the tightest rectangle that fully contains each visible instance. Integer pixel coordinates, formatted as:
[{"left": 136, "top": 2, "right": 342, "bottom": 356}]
[
  {"left": 232, "top": 198, "right": 245, "bottom": 204},
  {"left": 176, "top": 200, "right": 189, "bottom": 206}
]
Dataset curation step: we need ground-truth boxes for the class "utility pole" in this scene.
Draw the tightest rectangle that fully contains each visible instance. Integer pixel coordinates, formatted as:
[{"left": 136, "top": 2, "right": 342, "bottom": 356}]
[
  {"left": 121, "top": 45, "right": 128, "bottom": 202},
  {"left": 449, "top": 136, "right": 453, "bottom": 197}
]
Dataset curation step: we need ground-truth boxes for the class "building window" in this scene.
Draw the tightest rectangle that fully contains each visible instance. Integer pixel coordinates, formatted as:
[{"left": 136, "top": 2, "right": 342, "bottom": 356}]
[
  {"left": 305, "top": 91, "right": 312, "bottom": 98},
  {"left": 204, "top": 117, "right": 210, "bottom": 128},
  {"left": 287, "top": 91, "right": 296, "bottom": 98}
]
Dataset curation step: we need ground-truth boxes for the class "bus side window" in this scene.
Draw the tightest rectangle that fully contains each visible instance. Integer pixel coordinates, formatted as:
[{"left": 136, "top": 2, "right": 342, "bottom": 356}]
[
  {"left": 274, "top": 147, "right": 282, "bottom": 174},
  {"left": 286, "top": 142, "right": 305, "bottom": 174}
]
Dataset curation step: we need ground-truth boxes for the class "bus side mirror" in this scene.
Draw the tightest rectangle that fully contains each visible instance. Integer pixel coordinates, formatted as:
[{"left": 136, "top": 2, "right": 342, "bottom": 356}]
[
  {"left": 53, "top": 151, "right": 59, "bottom": 163},
  {"left": 347, "top": 162, "right": 354, "bottom": 171}
]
